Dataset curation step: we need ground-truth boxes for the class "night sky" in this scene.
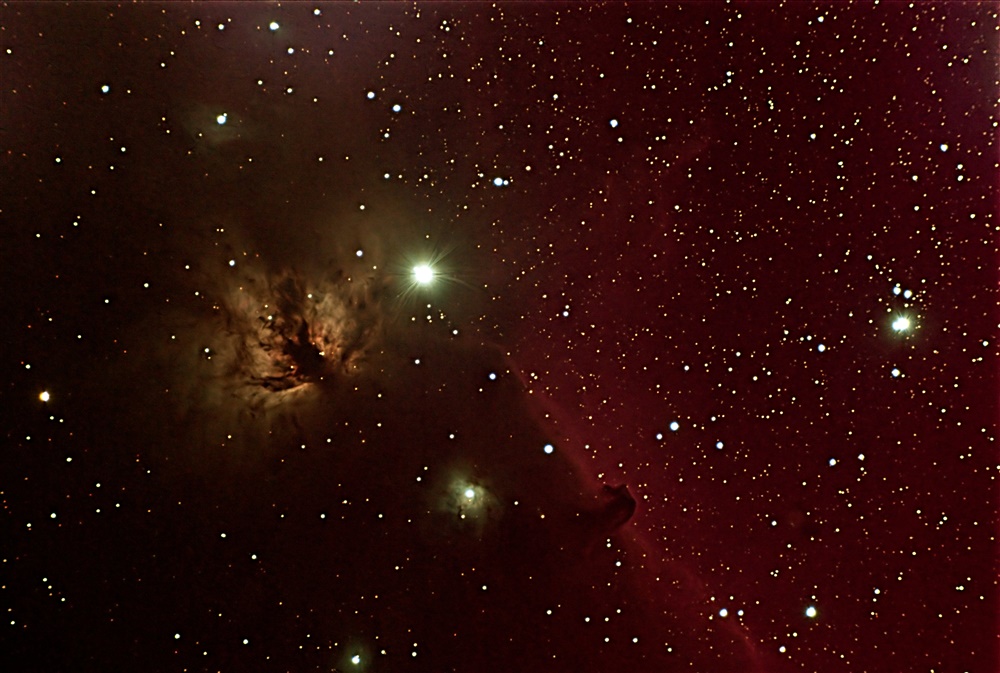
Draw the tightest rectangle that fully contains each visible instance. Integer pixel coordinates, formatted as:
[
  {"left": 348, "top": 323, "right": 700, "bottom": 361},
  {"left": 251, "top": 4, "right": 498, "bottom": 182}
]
[{"left": 3, "top": 2, "right": 998, "bottom": 672}]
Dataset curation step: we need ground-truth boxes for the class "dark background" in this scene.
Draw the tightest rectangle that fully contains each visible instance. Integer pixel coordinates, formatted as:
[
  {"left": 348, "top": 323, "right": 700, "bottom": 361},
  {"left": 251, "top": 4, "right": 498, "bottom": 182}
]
[{"left": 2, "top": 2, "right": 997, "bottom": 672}]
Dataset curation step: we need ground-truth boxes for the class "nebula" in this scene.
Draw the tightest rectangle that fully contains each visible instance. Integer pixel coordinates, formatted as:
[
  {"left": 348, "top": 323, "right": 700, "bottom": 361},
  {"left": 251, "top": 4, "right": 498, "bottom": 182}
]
[
  {"left": 61, "top": 211, "right": 766, "bottom": 672},
  {"left": 14, "top": 4, "right": 992, "bottom": 672}
]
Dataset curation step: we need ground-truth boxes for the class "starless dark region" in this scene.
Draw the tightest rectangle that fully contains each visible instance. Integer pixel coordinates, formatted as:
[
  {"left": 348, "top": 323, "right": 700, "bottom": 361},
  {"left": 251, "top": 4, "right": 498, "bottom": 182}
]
[{"left": 2, "top": 2, "right": 997, "bottom": 672}]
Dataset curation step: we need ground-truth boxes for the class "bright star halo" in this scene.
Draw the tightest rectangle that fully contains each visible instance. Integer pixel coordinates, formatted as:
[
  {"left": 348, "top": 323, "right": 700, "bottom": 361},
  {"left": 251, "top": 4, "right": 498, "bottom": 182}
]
[
  {"left": 431, "top": 472, "right": 502, "bottom": 539},
  {"left": 388, "top": 240, "right": 486, "bottom": 321},
  {"left": 413, "top": 263, "right": 435, "bottom": 285}
]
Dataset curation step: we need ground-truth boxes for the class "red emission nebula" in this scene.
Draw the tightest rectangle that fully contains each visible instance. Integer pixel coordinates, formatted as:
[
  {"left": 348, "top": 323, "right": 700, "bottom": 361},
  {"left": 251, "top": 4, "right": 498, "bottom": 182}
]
[{"left": 2, "top": 3, "right": 997, "bottom": 673}]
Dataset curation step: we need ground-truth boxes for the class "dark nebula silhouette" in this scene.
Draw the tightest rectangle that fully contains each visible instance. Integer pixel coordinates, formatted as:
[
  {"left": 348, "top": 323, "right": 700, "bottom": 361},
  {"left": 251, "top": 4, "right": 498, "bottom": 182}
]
[
  {"left": 3, "top": 3, "right": 995, "bottom": 673},
  {"left": 56, "top": 217, "right": 763, "bottom": 672}
]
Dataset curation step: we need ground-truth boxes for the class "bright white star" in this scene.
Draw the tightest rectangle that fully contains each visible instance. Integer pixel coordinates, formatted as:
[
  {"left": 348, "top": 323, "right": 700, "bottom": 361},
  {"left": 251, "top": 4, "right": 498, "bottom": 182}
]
[
  {"left": 892, "top": 316, "right": 911, "bottom": 332},
  {"left": 413, "top": 264, "right": 435, "bottom": 285}
]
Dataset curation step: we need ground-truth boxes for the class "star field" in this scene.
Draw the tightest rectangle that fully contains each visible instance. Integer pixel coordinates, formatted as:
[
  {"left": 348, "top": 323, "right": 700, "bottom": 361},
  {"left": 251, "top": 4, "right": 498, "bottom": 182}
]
[{"left": 2, "top": 3, "right": 997, "bottom": 672}]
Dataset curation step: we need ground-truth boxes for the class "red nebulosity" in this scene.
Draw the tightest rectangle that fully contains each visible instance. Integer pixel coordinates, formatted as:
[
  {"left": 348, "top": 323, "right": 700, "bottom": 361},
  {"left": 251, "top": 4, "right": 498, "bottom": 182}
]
[{"left": 3, "top": 3, "right": 994, "bottom": 673}]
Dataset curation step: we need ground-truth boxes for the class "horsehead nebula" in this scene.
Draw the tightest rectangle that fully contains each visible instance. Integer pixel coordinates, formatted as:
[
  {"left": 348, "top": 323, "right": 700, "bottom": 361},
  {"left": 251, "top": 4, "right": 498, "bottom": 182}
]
[
  {"left": 93, "top": 211, "right": 764, "bottom": 672},
  {"left": 14, "top": 3, "right": 991, "bottom": 672},
  {"left": 4, "top": 1, "right": 774, "bottom": 665},
  {"left": 4, "top": 0, "right": 771, "bottom": 663}
]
